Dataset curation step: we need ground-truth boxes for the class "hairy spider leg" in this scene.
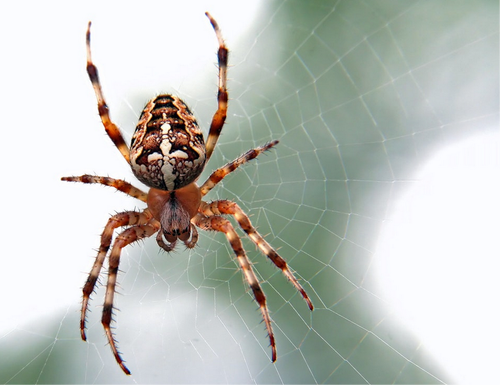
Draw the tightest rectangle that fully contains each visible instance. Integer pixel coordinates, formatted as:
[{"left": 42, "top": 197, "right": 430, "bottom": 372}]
[
  {"left": 86, "top": 22, "right": 130, "bottom": 163},
  {"left": 192, "top": 212, "right": 277, "bottom": 361},
  {"left": 202, "top": 201, "right": 314, "bottom": 311},
  {"left": 79, "top": 210, "right": 154, "bottom": 342},
  {"left": 61, "top": 175, "right": 148, "bottom": 202},
  {"left": 200, "top": 141, "right": 279, "bottom": 196},
  {"left": 102, "top": 222, "right": 161, "bottom": 375},
  {"left": 204, "top": 12, "right": 229, "bottom": 162}
]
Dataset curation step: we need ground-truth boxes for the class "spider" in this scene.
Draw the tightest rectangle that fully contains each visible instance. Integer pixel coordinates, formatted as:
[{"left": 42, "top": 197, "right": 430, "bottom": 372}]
[{"left": 62, "top": 13, "right": 313, "bottom": 375}]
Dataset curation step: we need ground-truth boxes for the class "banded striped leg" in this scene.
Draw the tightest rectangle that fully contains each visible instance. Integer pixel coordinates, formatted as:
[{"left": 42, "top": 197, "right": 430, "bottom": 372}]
[
  {"left": 102, "top": 222, "right": 161, "bottom": 375},
  {"left": 61, "top": 175, "right": 148, "bottom": 202},
  {"left": 200, "top": 141, "right": 279, "bottom": 196},
  {"left": 80, "top": 210, "right": 154, "bottom": 343},
  {"left": 201, "top": 200, "right": 313, "bottom": 311},
  {"left": 192, "top": 212, "right": 277, "bottom": 361},
  {"left": 86, "top": 22, "right": 130, "bottom": 163},
  {"left": 204, "top": 12, "right": 229, "bottom": 162}
]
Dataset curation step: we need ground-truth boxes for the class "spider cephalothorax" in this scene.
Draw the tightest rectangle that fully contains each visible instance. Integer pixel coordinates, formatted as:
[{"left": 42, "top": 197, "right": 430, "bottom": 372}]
[
  {"left": 148, "top": 183, "right": 201, "bottom": 250},
  {"left": 62, "top": 13, "right": 313, "bottom": 375}
]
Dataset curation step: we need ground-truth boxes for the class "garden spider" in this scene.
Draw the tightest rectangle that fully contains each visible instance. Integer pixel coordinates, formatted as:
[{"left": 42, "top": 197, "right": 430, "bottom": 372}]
[{"left": 62, "top": 13, "right": 313, "bottom": 375}]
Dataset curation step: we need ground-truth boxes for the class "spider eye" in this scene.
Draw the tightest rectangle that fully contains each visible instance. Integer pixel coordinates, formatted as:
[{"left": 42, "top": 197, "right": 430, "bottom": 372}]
[{"left": 130, "top": 94, "right": 206, "bottom": 191}]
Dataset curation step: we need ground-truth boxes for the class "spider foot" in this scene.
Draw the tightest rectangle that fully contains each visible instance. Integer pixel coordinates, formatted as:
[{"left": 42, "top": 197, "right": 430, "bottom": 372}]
[
  {"left": 80, "top": 297, "right": 90, "bottom": 341},
  {"left": 257, "top": 301, "right": 276, "bottom": 362},
  {"left": 102, "top": 305, "right": 131, "bottom": 375},
  {"left": 269, "top": 335, "right": 277, "bottom": 362},
  {"left": 104, "top": 327, "right": 131, "bottom": 375},
  {"left": 80, "top": 325, "right": 87, "bottom": 341}
]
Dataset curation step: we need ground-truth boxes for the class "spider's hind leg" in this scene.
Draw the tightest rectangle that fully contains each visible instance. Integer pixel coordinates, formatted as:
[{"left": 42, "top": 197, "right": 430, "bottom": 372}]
[
  {"left": 204, "top": 12, "right": 229, "bottom": 162},
  {"left": 86, "top": 22, "right": 130, "bottom": 163}
]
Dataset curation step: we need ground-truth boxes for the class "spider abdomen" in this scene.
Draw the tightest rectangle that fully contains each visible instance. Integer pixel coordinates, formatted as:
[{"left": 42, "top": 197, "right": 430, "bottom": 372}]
[{"left": 130, "top": 94, "right": 206, "bottom": 191}]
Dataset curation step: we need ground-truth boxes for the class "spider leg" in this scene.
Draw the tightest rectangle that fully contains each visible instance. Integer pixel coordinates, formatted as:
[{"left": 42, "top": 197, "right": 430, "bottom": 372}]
[
  {"left": 192, "top": 212, "right": 277, "bottom": 362},
  {"left": 61, "top": 175, "right": 148, "bottom": 202},
  {"left": 199, "top": 141, "right": 279, "bottom": 197},
  {"left": 102, "top": 222, "right": 161, "bottom": 375},
  {"left": 201, "top": 201, "right": 314, "bottom": 311},
  {"left": 80, "top": 210, "right": 155, "bottom": 342},
  {"left": 86, "top": 22, "right": 130, "bottom": 163},
  {"left": 204, "top": 12, "right": 228, "bottom": 162}
]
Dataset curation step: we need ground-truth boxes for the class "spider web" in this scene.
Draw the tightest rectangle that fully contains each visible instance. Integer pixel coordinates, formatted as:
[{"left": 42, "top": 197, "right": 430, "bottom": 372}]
[{"left": 1, "top": 0, "right": 498, "bottom": 383}]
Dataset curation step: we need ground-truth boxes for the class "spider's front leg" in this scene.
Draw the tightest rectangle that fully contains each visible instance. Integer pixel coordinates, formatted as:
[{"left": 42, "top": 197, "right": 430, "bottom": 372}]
[
  {"left": 80, "top": 210, "right": 154, "bottom": 342},
  {"left": 192, "top": 212, "right": 277, "bottom": 361},
  {"left": 101, "top": 221, "right": 161, "bottom": 375},
  {"left": 201, "top": 201, "right": 314, "bottom": 311}
]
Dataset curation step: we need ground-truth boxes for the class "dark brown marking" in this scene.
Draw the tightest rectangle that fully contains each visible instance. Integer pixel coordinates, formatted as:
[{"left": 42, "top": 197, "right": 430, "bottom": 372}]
[{"left": 130, "top": 94, "right": 206, "bottom": 190}]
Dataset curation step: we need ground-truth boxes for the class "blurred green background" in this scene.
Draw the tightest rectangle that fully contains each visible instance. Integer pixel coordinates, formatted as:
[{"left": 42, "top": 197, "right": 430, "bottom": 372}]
[{"left": 1, "top": 0, "right": 497, "bottom": 383}]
